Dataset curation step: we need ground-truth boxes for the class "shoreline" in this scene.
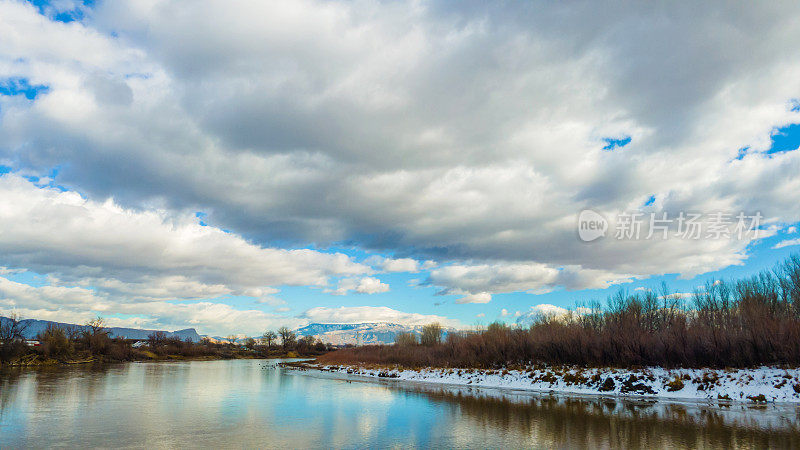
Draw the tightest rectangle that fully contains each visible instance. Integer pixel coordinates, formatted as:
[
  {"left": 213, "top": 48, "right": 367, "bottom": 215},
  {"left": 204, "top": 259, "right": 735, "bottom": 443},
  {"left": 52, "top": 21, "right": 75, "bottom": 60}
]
[
  {"left": 0, "top": 353, "right": 313, "bottom": 369},
  {"left": 286, "top": 362, "right": 800, "bottom": 405}
]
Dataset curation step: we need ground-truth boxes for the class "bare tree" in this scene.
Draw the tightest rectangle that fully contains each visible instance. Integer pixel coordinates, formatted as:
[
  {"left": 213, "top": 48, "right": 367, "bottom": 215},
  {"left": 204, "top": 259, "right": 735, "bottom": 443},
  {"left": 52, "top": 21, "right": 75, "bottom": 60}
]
[
  {"left": 0, "top": 313, "right": 29, "bottom": 362},
  {"left": 394, "top": 332, "right": 418, "bottom": 347},
  {"left": 0, "top": 313, "right": 28, "bottom": 342},
  {"left": 86, "top": 316, "right": 106, "bottom": 336},
  {"left": 262, "top": 330, "right": 277, "bottom": 349},
  {"left": 83, "top": 316, "right": 110, "bottom": 354},
  {"left": 420, "top": 323, "right": 443, "bottom": 346},
  {"left": 277, "top": 326, "right": 296, "bottom": 351},
  {"left": 299, "top": 334, "right": 315, "bottom": 349},
  {"left": 148, "top": 331, "right": 167, "bottom": 348}
]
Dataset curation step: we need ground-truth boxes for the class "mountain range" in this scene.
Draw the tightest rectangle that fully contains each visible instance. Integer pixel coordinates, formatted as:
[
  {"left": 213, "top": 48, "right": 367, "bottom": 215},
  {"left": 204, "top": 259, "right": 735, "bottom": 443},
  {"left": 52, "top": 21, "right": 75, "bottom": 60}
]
[
  {"left": 296, "top": 322, "right": 447, "bottom": 345},
  {"left": 2, "top": 316, "right": 441, "bottom": 346},
  {"left": 1, "top": 317, "right": 202, "bottom": 342}
]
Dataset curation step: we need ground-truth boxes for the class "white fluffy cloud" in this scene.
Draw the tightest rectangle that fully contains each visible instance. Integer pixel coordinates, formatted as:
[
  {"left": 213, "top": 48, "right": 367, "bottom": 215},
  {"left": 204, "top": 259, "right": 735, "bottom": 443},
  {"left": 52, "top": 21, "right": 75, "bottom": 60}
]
[
  {"left": 456, "top": 293, "right": 492, "bottom": 305},
  {"left": 0, "top": 175, "right": 369, "bottom": 298},
  {"left": 366, "top": 256, "right": 424, "bottom": 273},
  {"left": 774, "top": 239, "right": 800, "bottom": 250},
  {"left": 299, "top": 306, "right": 460, "bottom": 327},
  {"left": 0, "top": 0, "right": 799, "bottom": 318},
  {"left": 326, "top": 277, "right": 390, "bottom": 296}
]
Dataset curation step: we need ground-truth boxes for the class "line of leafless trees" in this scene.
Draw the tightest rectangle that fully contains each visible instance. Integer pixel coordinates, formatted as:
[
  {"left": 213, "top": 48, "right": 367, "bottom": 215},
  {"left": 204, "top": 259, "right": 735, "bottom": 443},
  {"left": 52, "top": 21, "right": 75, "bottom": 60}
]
[{"left": 321, "top": 254, "right": 800, "bottom": 369}]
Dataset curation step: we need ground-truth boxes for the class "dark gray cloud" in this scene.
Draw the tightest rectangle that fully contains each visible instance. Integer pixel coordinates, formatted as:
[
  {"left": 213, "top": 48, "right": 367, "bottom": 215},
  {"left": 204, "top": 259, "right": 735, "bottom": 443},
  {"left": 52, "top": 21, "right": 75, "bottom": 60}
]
[{"left": 1, "top": 0, "right": 800, "bottom": 300}]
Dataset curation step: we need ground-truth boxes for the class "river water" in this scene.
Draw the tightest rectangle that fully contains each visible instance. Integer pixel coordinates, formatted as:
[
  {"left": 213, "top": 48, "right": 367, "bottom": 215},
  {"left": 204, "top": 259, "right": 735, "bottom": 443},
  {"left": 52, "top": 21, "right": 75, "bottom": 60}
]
[{"left": 1, "top": 359, "right": 799, "bottom": 448}]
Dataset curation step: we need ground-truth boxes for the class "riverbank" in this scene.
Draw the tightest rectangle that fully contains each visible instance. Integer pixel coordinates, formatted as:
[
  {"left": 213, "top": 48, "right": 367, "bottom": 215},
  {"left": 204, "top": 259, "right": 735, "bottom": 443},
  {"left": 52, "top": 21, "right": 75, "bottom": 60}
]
[
  {"left": 288, "top": 362, "right": 800, "bottom": 404},
  {"left": 0, "top": 350, "right": 316, "bottom": 369}
]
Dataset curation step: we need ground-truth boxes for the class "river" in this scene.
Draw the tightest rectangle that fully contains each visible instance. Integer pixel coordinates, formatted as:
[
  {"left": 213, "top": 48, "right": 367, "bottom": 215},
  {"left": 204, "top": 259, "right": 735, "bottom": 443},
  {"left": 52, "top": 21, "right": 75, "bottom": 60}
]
[{"left": 1, "top": 359, "right": 799, "bottom": 448}]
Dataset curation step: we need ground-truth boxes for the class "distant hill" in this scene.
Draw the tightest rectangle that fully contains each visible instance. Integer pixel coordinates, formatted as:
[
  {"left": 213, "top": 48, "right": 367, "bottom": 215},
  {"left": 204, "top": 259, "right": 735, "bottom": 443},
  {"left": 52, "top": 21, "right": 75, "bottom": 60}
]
[
  {"left": 296, "top": 322, "right": 450, "bottom": 345},
  {"left": 0, "top": 317, "right": 202, "bottom": 342},
  {"left": 1, "top": 317, "right": 449, "bottom": 345}
]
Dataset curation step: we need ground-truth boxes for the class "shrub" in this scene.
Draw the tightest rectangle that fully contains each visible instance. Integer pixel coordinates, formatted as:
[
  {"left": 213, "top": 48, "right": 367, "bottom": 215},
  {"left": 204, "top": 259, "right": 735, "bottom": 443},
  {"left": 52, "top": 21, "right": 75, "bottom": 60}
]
[
  {"left": 665, "top": 377, "right": 685, "bottom": 392},
  {"left": 394, "top": 332, "right": 418, "bottom": 347},
  {"left": 38, "top": 325, "right": 74, "bottom": 359}
]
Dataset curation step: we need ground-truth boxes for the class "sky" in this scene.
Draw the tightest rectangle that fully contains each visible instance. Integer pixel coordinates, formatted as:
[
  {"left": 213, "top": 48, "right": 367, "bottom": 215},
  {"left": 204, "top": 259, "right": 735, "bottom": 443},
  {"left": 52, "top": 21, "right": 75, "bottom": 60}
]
[{"left": 1, "top": 0, "right": 800, "bottom": 336}]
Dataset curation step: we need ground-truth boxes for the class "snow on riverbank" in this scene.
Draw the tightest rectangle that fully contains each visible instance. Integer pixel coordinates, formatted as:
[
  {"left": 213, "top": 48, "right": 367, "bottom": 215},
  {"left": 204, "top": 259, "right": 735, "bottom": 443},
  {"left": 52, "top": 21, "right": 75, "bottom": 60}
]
[{"left": 296, "top": 364, "right": 800, "bottom": 403}]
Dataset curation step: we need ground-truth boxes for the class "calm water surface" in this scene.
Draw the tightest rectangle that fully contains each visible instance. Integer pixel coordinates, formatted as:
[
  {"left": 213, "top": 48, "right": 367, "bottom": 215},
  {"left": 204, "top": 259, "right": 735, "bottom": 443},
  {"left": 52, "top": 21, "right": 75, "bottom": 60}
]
[{"left": 2, "top": 359, "right": 800, "bottom": 448}]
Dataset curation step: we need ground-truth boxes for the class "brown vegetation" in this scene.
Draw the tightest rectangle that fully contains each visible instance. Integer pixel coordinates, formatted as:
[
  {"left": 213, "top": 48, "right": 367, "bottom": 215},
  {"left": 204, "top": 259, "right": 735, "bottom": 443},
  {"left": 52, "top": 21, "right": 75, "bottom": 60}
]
[
  {"left": 0, "top": 317, "right": 331, "bottom": 367},
  {"left": 319, "top": 254, "right": 800, "bottom": 369}
]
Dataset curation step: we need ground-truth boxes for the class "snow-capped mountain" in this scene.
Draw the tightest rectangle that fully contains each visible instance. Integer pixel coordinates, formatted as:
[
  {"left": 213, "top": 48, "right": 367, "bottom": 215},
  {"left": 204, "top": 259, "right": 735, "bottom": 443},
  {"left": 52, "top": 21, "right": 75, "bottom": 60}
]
[{"left": 295, "top": 322, "right": 448, "bottom": 345}]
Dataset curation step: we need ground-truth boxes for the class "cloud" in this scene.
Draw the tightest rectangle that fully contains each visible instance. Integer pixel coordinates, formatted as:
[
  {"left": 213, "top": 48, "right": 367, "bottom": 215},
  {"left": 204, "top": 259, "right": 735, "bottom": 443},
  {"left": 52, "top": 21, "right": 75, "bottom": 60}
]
[
  {"left": 455, "top": 293, "right": 492, "bottom": 304},
  {"left": 1, "top": 1, "right": 797, "bottom": 279},
  {"left": 299, "top": 306, "right": 461, "bottom": 327},
  {"left": 253, "top": 290, "right": 286, "bottom": 306},
  {"left": 0, "top": 0, "right": 799, "bottom": 330},
  {"left": 430, "top": 263, "right": 633, "bottom": 303},
  {"left": 0, "top": 174, "right": 375, "bottom": 335},
  {"left": 774, "top": 238, "right": 800, "bottom": 249},
  {"left": 326, "top": 277, "right": 390, "bottom": 295},
  {"left": 366, "top": 256, "right": 422, "bottom": 273},
  {"left": 0, "top": 175, "right": 369, "bottom": 300}
]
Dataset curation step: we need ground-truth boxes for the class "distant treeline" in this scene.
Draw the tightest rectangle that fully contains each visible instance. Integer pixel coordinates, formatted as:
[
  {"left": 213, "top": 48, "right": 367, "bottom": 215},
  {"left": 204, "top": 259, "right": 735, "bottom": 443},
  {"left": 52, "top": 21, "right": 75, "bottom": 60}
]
[
  {"left": 0, "top": 319, "right": 330, "bottom": 366},
  {"left": 320, "top": 254, "right": 800, "bottom": 369}
]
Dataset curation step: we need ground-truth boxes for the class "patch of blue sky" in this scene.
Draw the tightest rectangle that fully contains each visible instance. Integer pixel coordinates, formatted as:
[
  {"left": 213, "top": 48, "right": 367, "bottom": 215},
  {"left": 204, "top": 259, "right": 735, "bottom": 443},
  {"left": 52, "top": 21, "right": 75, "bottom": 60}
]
[
  {"left": 0, "top": 78, "right": 49, "bottom": 100},
  {"left": 28, "top": 0, "right": 95, "bottom": 23},
  {"left": 195, "top": 211, "right": 208, "bottom": 227},
  {"left": 4, "top": 270, "right": 60, "bottom": 288},
  {"left": 4, "top": 165, "right": 71, "bottom": 192},
  {"left": 602, "top": 136, "right": 631, "bottom": 151},
  {"left": 270, "top": 271, "right": 441, "bottom": 317},
  {"left": 766, "top": 123, "right": 800, "bottom": 154},
  {"left": 102, "top": 312, "right": 150, "bottom": 322}
]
